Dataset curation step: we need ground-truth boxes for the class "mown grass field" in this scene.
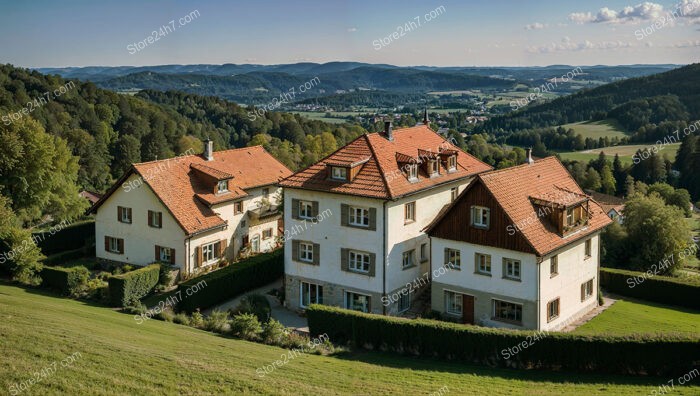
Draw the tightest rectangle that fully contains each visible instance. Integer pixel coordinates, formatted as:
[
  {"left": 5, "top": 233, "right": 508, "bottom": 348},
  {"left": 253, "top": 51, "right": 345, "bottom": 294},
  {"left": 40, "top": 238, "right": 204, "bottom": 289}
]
[
  {"left": 559, "top": 120, "right": 627, "bottom": 140},
  {"left": 558, "top": 143, "right": 681, "bottom": 165},
  {"left": 2, "top": 283, "right": 697, "bottom": 395},
  {"left": 573, "top": 299, "right": 700, "bottom": 336}
]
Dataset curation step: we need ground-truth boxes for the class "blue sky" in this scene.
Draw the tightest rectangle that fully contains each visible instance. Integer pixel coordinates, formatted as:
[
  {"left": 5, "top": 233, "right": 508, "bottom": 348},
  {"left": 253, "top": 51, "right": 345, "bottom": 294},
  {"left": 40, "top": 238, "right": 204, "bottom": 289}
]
[{"left": 1, "top": 0, "right": 698, "bottom": 67}]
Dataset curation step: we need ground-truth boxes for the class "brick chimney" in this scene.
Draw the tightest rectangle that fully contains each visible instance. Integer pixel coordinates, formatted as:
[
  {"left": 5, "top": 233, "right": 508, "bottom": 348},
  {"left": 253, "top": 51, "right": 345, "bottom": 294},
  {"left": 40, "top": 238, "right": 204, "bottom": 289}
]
[
  {"left": 384, "top": 121, "right": 393, "bottom": 141},
  {"left": 423, "top": 108, "right": 429, "bottom": 126}
]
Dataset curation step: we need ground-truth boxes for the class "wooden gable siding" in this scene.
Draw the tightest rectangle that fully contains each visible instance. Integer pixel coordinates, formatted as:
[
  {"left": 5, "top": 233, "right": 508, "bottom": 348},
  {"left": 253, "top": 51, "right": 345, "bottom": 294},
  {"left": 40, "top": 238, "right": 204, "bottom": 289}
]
[{"left": 429, "top": 180, "right": 536, "bottom": 255}]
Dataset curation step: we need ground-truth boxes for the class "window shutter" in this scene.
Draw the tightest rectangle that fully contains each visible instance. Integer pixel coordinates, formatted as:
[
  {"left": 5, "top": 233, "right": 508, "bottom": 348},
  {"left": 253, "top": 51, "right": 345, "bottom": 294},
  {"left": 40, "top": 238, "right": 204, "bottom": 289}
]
[
  {"left": 148, "top": 211, "right": 153, "bottom": 227},
  {"left": 291, "top": 199, "right": 300, "bottom": 220},
  {"left": 581, "top": 284, "right": 585, "bottom": 301},
  {"left": 127, "top": 208, "right": 132, "bottom": 222},
  {"left": 157, "top": 212, "right": 162, "bottom": 228},
  {"left": 312, "top": 201, "right": 319, "bottom": 218},
  {"left": 368, "top": 253, "right": 376, "bottom": 277},
  {"left": 368, "top": 208, "right": 377, "bottom": 231},
  {"left": 291, "top": 240, "right": 299, "bottom": 262},
  {"left": 312, "top": 243, "right": 320, "bottom": 266},
  {"left": 220, "top": 239, "right": 228, "bottom": 258},
  {"left": 170, "top": 248, "right": 176, "bottom": 265},
  {"left": 117, "top": 206, "right": 122, "bottom": 222},
  {"left": 340, "top": 204, "right": 349, "bottom": 226},
  {"left": 196, "top": 246, "right": 202, "bottom": 267},
  {"left": 155, "top": 245, "right": 160, "bottom": 261},
  {"left": 444, "top": 248, "right": 449, "bottom": 265},
  {"left": 470, "top": 206, "right": 475, "bottom": 226},
  {"left": 214, "top": 241, "right": 221, "bottom": 257},
  {"left": 340, "top": 248, "right": 349, "bottom": 272},
  {"left": 117, "top": 239, "right": 124, "bottom": 254},
  {"left": 104, "top": 236, "right": 110, "bottom": 252}
]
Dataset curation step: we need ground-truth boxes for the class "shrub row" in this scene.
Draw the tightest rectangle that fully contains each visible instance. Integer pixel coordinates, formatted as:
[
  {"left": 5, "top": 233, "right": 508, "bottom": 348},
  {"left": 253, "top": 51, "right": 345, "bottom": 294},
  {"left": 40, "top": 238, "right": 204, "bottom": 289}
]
[
  {"left": 108, "top": 264, "right": 160, "bottom": 307},
  {"left": 178, "top": 250, "right": 283, "bottom": 312},
  {"left": 33, "top": 221, "right": 95, "bottom": 255},
  {"left": 42, "top": 247, "right": 92, "bottom": 266},
  {"left": 600, "top": 267, "right": 700, "bottom": 310},
  {"left": 41, "top": 266, "right": 90, "bottom": 295},
  {"left": 306, "top": 305, "right": 700, "bottom": 376}
]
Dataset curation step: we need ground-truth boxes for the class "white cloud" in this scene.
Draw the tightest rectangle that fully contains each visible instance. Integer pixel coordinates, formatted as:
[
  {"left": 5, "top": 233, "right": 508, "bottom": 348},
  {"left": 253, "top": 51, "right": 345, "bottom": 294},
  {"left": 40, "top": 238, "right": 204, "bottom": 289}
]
[
  {"left": 347, "top": 27, "right": 358, "bottom": 32},
  {"left": 569, "top": 2, "right": 665, "bottom": 25},
  {"left": 527, "top": 37, "right": 634, "bottom": 53},
  {"left": 676, "top": 0, "right": 700, "bottom": 24},
  {"left": 525, "top": 22, "right": 548, "bottom": 30}
]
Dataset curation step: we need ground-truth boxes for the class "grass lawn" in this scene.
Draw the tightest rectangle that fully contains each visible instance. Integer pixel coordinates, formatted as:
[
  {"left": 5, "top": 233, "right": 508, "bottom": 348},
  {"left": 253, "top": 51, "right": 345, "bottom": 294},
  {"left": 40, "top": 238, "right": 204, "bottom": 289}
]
[
  {"left": 1, "top": 283, "right": 696, "bottom": 395},
  {"left": 573, "top": 299, "right": 700, "bottom": 336},
  {"left": 559, "top": 120, "right": 627, "bottom": 140},
  {"left": 558, "top": 143, "right": 681, "bottom": 165}
]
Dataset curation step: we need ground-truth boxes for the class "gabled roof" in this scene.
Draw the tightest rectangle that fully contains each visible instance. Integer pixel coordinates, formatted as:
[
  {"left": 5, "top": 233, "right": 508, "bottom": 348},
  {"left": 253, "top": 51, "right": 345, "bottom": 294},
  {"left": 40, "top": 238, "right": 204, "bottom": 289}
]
[
  {"left": 279, "top": 125, "right": 493, "bottom": 199},
  {"left": 428, "top": 157, "right": 613, "bottom": 256},
  {"left": 586, "top": 190, "right": 626, "bottom": 215},
  {"left": 90, "top": 146, "right": 292, "bottom": 236}
]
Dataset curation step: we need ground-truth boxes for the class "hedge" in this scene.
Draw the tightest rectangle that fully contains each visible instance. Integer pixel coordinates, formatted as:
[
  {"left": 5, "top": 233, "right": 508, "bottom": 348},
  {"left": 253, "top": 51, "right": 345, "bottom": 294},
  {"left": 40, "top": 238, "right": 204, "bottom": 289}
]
[
  {"left": 33, "top": 221, "right": 95, "bottom": 256},
  {"left": 307, "top": 305, "right": 700, "bottom": 376},
  {"left": 42, "top": 247, "right": 91, "bottom": 266},
  {"left": 41, "top": 266, "right": 89, "bottom": 295},
  {"left": 178, "top": 249, "right": 283, "bottom": 312},
  {"left": 108, "top": 264, "right": 160, "bottom": 307},
  {"left": 601, "top": 267, "right": 700, "bottom": 310}
]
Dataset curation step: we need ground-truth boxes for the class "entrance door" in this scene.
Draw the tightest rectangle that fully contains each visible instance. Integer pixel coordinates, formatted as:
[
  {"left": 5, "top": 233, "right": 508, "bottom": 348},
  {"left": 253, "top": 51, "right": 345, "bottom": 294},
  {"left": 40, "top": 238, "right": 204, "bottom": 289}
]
[
  {"left": 251, "top": 235, "right": 260, "bottom": 253},
  {"left": 462, "top": 295, "right": 475, "bottom": 324}
]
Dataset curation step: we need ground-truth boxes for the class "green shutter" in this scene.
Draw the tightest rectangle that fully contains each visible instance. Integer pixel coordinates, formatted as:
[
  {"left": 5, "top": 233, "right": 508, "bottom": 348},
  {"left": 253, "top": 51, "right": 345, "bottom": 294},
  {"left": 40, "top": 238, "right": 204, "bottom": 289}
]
[
  {"left": 291, "top": 240, "right": 299, "bottom": 262},
  {"left": 291, "top": 199, "right": 300, "bottom": 220},
  {"left": 312, "top": 243, "right": 320, "bottom": 266},
  {"left": 368, "top": 208, "right": 377, "bottom": 231},
  {"left": 368, "top": 253, "right": 376, "bottom": 277},
  {"left": 340, "top": 248, "right": 349, "bottom": 272},
  {"left": 340, "top": 204, "right": 349, "bottom": 226}
]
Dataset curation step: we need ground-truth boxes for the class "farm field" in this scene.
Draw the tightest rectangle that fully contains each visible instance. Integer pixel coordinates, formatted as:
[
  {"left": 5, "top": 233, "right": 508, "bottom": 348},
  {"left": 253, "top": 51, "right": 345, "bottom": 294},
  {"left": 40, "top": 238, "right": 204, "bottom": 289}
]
[
  {"left": 573, "top": 299, "right": 700, "bottom": 336},
  {"left": 1, "top": 282, "right": 695, "bottom": 395},
  {"left": 558, "top": 143, "right": 681, "bottom": 165},
  {"left": 559, "top": 120, "right": 628, "bottom": 140}
]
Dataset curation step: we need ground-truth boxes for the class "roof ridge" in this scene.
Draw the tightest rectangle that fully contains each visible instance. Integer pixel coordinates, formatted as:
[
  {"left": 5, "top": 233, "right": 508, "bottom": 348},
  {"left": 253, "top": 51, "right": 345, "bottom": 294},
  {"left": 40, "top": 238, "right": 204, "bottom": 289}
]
[
  {"left": 363, "top": 134, "right": 394, "bottom": 199},
  {"left": 480, "top": 156, "right": 557, "bottom": 179}
]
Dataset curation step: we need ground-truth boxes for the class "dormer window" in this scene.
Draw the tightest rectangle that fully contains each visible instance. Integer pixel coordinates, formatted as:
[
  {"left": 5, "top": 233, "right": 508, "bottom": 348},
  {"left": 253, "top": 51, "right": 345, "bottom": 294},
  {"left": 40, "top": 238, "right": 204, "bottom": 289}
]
[
  {"left": 566, "top": 207, "right": 574, "bottom": 226},
  {"left": 217, "top": 180, "right": 228, "bottom": 193},
  {"left": 447, "top": 155, "right": 457, "bottom": 171},
  {"left": 331, "top": 166, "right": 348, "bottom": 181},
  {"left": 408, "top": 164, "right": 418, "bottom": 181},
  {"left": 429, "top": 160, "right": 439, "bottom": 176}
]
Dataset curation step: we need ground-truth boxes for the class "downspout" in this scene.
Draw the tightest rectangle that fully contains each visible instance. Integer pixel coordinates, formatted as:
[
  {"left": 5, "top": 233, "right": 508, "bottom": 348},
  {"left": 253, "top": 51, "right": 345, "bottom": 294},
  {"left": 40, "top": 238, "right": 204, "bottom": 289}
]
[
  {"left": 382, "top": 200, "right": 388, "bottom": 315},
  {"left": 536, "top": 255, "right": 541, "bottom": 330}
]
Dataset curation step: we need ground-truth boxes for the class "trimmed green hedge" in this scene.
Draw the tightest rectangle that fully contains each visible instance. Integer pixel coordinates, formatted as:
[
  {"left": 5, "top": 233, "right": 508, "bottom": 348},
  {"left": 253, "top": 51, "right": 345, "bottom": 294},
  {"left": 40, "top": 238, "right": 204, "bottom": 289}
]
[
  {"left": 33, "top": 221, "right": 94, "bottom": 255},
  {"left": 42, "top": 247, "right": 91, "bottom": 266},
  {"left": 601, "top": 267, "right": 700, "bottom": 310},
  {"left": 108, "top": 264, "right": 160, "bottom": 307},
  {"left": 307, "top": 305, "right": 700, "bottom": 376},
  {"left": 41, "top": 266, "right": 89, "bottom": 295},
  {"left": 178, "top": 250, "right": 283, "bottom": 312}
]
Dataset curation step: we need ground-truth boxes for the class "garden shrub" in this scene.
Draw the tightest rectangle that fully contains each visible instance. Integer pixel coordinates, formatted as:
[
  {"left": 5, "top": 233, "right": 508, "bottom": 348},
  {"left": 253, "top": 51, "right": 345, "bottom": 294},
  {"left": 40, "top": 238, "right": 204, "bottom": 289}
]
[
  {"left": 600, "top": 267, "right": 700, "bottom": 309},
  {"left": 156, "top": 309, "right": 174, "bottom": 322},
  {"left": 178, "top": 250, "right": 283, "bottom": 312},
  {"left": 261, "top": 318, "right": 288, "bottom": 345},
  {"left": 108, "top": 264, "right": 160, "bottom": 307},
  {"left": 173, "top": 313, "right": 191, "bottom": 326},
  {"left": 40, "top": 265, "right": 90, "bottom": 296},
  {"left": 42, "top": 248, "right": 88, "bottom": 266},
  {"left": 233, "top": 294, "right": 271, "bottom": 323},
  {"left": 204, "top": 310, "right": 231, "bottom": 333},
  {"left": 230, "top": 313, "right": 262, "bottom": 341},
  {"left": 190, "top": 311, "right": 205, "bottom": 329},
  {"left": 306, "top": 305, "right": 700, "bottom": 376}
]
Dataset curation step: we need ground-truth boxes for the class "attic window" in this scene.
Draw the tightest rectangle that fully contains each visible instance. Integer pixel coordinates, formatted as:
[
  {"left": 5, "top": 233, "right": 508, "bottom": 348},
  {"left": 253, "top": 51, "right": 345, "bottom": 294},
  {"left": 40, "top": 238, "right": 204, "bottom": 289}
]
[
  {"left": 447, "top": 155, "right": 457, "bottom": 171},
  {"left": 217, "top": 180, "right": 228, "bottom": 193},
  {"left": 566, "top": 207, "right": 574, "bottom": 226},
  {"left": 429, "top": 160, "right": 439, "bottom": 176},
  {"left": 408, "top": 164, "right": 418, "bottom": 181},
  {"left": 331, "top": 166, "right": 348, "bottom": 181}
]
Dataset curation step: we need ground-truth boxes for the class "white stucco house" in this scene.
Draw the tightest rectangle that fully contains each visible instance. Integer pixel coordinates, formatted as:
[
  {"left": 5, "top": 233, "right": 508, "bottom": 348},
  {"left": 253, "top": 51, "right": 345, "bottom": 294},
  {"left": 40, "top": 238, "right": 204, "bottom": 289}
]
[
  {"left": 89, "top": 142, "right": 292, "bottom": 276},
  {"left": 278, "top": 119, "right": 492, "bottom": 315},
  {"left": 426, "top": 156, "right": 613, "bottom": 330}
]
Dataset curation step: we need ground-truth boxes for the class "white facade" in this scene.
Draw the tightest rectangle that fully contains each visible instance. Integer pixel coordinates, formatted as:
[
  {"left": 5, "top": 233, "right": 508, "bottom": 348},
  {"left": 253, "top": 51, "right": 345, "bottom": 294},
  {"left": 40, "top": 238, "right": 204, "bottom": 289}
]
[{"left": 95, "top": 173, "right": 282, "bottom": 275}]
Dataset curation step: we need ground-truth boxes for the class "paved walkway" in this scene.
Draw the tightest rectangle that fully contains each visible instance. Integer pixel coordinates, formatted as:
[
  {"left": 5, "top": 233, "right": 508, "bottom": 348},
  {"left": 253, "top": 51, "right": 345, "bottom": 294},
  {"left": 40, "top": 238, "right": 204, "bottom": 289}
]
[
  {"left": 205, "top": 279, "right": 309, "bottom": 333},
  {"left": 559, "top": 291, "right": 618, "bottom": 332}
]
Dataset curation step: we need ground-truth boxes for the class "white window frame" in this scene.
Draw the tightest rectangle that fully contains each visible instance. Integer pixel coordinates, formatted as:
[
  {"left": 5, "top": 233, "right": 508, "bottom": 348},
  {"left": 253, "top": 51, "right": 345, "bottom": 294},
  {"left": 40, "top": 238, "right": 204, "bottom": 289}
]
[
  {"left": 402, "top": 250, "right": 415, "bottom": 269},
  {"left": 349, "top": 206, "right": 369, "bottom": 227},
  {"left": 503, "top": 258, "right": 521, "bottom": 280},
  {"left": 408, "top": 164, "right": 418, "bottom": 181},
  {"left": 472, "top": 206, "right": 490, "bottom": 228},
  {"left": 299, "top": 200, "right": 313, "bottom": 220},
  {"left": 234, "top": 201, "right": 243, "bottom": 215},
  {"left": 120, "top": 207, "right": 131, "bottom": 223},
  {"left": 202, "top": 242, "right": 218, "bottom": 264},
  {"left": 493, "top": 299, "right": 523, "bottom": 324},
  {"left": 108, "top": 237, "right": 120, "bottom": 253},
  {"left": 150, "top": 211, "right": 161, "bottom": 228},
  {"left": 345, "top": 291, "right": 370, "bottom": 313},
  {"left": 429, "top": 160, "right": 439, "bottom": 176},
  {"left": 448, "top": 155, "right": 457, "bottom": 171},
  {"left": 348, "top": 250, "right": 371, "bottom": 273},
  {"left": 159, "top": 246, "right": 172, "bottom": 262},
  {"left": 299, "top": 242, "right": 314, "bottom": 263},
  {"left": 445, "top": 290, "right": 463, "bottom": 315},
  {"left": 398, "top": 292, "right": 411, "bottom": 313},
  {"left": 217, "top": 180, "right": 228, "bottom": 193},
  {"left": 331, "top": 166, "right": 347, "bottom": 180},
  {"left": 582, "top": 279, "right": 594, "bottom": 301},
  {"left": 446, "top": 248, "right": 461, "bottom": 269},
  {"left": 550, "top": 255, "right": 559, "bottom": 277},
  {"left": 547, "top": 298, "right": 560, "bottom": 322},
  {"left": 300, "top": 282, "right": 323, "bottom": 308},
  {"left": 566, "top": 207, "right": 574, "bottom": 226},
  {"left": 475, "top": 253, "right": 491, "bottom": 275},
  {"left": 404, "top": 202, "right": 416, "bottom": 223}
]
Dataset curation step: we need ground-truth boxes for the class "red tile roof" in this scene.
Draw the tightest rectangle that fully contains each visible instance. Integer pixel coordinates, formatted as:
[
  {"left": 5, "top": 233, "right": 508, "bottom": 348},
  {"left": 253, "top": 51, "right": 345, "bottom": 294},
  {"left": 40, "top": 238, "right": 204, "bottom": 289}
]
[
  {"left": 478, "top": 157, "right": 612, "bottom": 255},
  {"left": 91, "top": 146, "right": 292, "bottom": 235},
  {"left": 279, "top": 125, "right": 493, "bottom": 199}
]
